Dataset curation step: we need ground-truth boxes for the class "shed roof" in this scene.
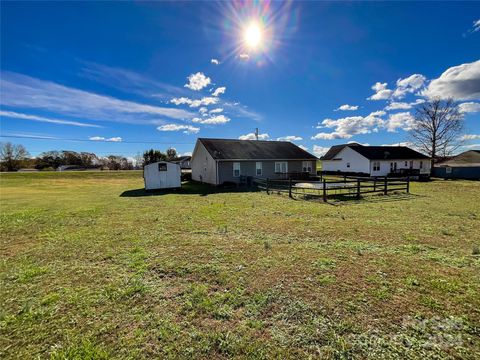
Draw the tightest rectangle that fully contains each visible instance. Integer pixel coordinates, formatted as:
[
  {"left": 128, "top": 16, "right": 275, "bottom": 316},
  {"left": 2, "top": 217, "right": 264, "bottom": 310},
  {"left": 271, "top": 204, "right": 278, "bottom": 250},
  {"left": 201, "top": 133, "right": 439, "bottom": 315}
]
[
  {"left": 321, "top": 143, "right": 429, "bottom": 161},
  {"left": 436, "top": 150, "right": 480, "bottom": 167},
  {"left": 198, "top": 138, "right": 317, "bottom": 160}
]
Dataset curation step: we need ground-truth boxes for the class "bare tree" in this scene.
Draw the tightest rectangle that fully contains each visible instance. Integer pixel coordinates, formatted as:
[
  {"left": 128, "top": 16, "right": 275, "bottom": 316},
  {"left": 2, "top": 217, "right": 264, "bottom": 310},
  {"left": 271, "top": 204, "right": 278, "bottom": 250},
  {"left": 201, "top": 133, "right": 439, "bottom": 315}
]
[
  {"left": 410, "top": 98, "right": 464, "bottom": 173},
  {"left": 0, "top": 142, "right": 30, "bottom": 171}
]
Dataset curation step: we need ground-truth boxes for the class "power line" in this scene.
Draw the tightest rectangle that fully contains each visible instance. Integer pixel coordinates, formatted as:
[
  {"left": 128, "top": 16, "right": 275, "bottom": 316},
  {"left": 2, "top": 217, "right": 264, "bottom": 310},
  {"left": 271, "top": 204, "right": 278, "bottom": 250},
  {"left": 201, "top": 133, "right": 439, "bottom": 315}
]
[{"left": 0, "top": 134, "right": 195, "bottom": 145}]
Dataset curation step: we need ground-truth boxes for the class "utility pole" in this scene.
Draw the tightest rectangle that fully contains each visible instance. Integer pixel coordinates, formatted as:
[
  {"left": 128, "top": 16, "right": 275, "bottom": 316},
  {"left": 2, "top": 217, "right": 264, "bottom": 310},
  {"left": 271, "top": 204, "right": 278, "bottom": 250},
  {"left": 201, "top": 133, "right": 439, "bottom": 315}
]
[{"left": 255, "top": 128, "right": 259, "bottom": 140}]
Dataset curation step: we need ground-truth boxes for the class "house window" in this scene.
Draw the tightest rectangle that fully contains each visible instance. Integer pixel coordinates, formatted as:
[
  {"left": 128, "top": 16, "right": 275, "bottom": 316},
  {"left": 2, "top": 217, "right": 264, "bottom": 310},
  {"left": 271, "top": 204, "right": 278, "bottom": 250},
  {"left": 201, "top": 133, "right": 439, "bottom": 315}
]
[
  {"left": 275, "top": 161, "right": 288, "bottom": 173},
  {"left": 302, "top": 161, "right": 312, "bottom": 172},
  {"left": 346, "top": 162, "right": 350, "bottom": 168},
  {"left": 256, "top": 162, "right": 262, "bottom": 176},
  {"left": 233, "top": 162, "right": 240, "bottom": 177},
  {"left": 158, "top": 163, "right": 167, "bottom": 171},
  {"left": 420, "top": 161, "right": 423, "bottom": 169},
  {"left": 390, "top": 162, "right": 397, "bottom": 172},
  {"left": 404, "top": 161, "right": 408, "bottom": 166},
  {"left": 409, "top": 160, "right": 413, "bottom": 169},
  {"left": 373, "top": 161, "right": 380, "bottom": 171},
  {"left": 446, "top": 166, "right": 452, "bottom": 174}
]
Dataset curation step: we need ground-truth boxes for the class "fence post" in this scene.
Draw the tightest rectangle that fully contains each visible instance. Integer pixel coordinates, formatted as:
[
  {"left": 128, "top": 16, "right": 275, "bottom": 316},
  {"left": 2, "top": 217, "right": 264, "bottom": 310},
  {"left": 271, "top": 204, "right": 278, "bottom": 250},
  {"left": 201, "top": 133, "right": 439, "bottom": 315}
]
[
  {"left": 322, "top": 179, "right": 327, "bottom": 202},
  {"left": 288, "top": 177, "right": 293, "bottom": 198},
  {"left": 406, "top": 176, "right": 410, "bottom": 193},
  {"left": 356, "top": 179, "right": 361, "bottom": 199},
  {"left": 384, "top": 176, "right": 388, "bottom": 195},
  {"left": 373, "top": 178, "right": 377, "bottom": 192},
  {"left": 344, "top": 174, "right": 347, "bottom": 183},
  {"left": 266, "top": 178, "right": 269, "bottom": 195}
]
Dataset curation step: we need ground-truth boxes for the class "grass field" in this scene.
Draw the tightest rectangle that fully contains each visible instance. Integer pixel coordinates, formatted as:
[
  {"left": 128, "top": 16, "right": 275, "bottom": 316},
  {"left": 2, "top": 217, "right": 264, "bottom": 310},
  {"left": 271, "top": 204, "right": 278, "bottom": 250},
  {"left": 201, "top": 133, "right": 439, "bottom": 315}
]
[{"left": 1, "top": 171, "right": 479, "bottom": 359}]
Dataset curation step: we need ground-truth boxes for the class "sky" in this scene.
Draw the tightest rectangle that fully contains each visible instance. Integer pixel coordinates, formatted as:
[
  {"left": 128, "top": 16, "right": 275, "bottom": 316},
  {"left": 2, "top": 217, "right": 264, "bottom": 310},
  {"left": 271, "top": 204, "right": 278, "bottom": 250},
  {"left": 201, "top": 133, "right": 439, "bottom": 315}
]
[{"left": 1, "top": 1, "right": 479, "bottom": 159}]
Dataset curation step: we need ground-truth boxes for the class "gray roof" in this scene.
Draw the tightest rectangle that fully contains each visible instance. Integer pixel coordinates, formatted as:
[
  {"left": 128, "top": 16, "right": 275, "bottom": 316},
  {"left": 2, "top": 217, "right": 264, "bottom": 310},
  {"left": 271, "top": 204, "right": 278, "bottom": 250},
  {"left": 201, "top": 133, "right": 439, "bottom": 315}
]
[
  {"left": 198, "top": 138, "right": 317, "bottom": 160},
  {"left": 436, "top": 150, "right": 480, "bottom": 167},
  {"left": 321, "top": 143, "right": 429, "bottom": 161}
]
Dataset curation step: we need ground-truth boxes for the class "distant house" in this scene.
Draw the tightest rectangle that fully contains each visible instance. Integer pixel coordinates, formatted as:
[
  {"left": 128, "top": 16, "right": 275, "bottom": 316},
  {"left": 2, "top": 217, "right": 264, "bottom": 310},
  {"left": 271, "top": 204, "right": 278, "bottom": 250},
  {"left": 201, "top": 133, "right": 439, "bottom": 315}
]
[
  {"left": 321, "top": 143, "right": 430, "bottom": 177},
  {"left": 433, "top": 150, "right": 480, "bottom": 180},
  {"left": 172, "top": 156, "right": 191, "bottom": 170},
  {"left": 191, "top": 138, "right": 317, "bottom": 185}
]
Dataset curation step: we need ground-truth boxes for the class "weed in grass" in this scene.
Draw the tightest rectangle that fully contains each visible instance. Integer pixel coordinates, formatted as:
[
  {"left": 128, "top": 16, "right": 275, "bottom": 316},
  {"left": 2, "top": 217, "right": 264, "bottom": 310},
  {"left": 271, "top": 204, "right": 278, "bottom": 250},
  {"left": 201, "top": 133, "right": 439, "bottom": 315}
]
[
  {"left": 17, "top": 264, "right": 48, "bottom": 283},
  {"left": 317, "top": 274, "right": 336, "bottom": 286},
  {"left": 472, "top": 244, "right": 480, "bottom": 256},
  {"left": 419, "top": 295, "right": 443, "bottom": 310},
  {"left": 263, "top": 241, "right": 272, "bottom": 250},
  {"left": 405, "top": 276, "right": 420, "bottom": 287},
  {"left": 314, "top": 257, "right": 337, "bottom": 270}
]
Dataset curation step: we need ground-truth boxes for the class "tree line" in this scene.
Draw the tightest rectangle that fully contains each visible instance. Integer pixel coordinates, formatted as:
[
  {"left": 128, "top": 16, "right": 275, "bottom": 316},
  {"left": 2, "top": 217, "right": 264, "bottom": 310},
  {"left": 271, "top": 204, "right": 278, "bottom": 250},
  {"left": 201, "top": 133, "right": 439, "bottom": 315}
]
[{"left": 0, "top": 144, "right": 180, "bottom": 172}]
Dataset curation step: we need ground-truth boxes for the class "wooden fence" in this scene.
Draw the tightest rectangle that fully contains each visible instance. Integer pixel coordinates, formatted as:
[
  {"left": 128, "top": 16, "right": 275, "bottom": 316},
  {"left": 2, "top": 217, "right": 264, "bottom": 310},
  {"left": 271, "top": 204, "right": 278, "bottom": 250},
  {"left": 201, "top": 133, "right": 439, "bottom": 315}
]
[{"left": 252, "top": 176, "right": 410, "bottom": 202}]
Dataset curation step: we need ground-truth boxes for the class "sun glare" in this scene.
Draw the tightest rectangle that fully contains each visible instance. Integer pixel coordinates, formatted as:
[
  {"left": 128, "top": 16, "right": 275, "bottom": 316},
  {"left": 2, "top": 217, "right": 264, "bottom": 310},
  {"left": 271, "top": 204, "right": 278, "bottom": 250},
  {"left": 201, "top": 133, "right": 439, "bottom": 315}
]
[{"left": 244, "top": 22, "right": 263, "bottom": 49}]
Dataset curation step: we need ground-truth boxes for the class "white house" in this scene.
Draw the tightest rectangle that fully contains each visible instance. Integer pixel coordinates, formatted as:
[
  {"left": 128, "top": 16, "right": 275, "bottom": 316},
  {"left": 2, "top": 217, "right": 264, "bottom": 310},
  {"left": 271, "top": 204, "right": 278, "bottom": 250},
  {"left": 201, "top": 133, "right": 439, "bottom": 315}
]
[
  {"left": 321, "top": 143, "right": 430, "bottom": 177},
  {"left": 143, "top": 161, "right": 181, "bottom": 190}
]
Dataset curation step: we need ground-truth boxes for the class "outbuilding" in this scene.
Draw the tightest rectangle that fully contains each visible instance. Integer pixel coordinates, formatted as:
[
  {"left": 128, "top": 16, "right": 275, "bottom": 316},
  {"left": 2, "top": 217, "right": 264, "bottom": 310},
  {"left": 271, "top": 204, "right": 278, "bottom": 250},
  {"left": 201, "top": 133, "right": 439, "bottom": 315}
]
[
  {"left": 143, "top": 161, "right": 181, "bottom": 190},
  {"left": 433, "top": 150, "right": 480, "bottom": 180}
]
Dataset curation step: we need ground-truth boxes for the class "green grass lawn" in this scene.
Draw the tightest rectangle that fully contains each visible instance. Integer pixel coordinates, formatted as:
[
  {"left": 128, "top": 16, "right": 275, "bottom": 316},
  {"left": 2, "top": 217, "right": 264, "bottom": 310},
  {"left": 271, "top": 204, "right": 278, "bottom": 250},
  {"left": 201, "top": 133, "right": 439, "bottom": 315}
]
[{"left": 1, "top": 171, "right": 479, "bottom": 359}]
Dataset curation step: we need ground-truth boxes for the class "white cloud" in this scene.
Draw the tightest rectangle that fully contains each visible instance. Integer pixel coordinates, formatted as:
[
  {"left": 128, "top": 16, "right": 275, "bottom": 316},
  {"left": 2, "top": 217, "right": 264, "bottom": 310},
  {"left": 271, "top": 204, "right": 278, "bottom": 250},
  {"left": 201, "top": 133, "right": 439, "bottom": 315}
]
[
  {"left": 89, "top": 136, "right": 122, "bottom": 142},
  {"left": 181, "top": 151, "right": 193, "bottom": 156},
  {"left": 459, "top": 102, "right": 480, "bottom": 113},
  {"left": 313, "top": 111, "right": 385, "bottom": 140},
  {"left": 460, "top": 134, "right": 480, "bottom": 141},
  {"left": 348, "top": 141, "right": 369, "bottom": 146},
  {"left": 0, "top": 72, "right": 194, "bottom": 124},
  {"left": 385, "top": 99, "right": 425, "bottom": 111},
  {"left": 298, "top": 145, "right": 308, "bottom": 151},
  {"left": 0, "top": 110, "right": 101, "bottom": 128},
  {"left": 393, "top": 74, "right": 426, "bottom": 98},
  {"left": 368, "top": 82, "right": 393, "bottom": 100},
  {"left": 239, "top": 132, "right": 269, "bottom": 140},
  {"left": 422, "top": 60, "right": 480, "bottom": 100},
  {"left": 199, "top": 107, "right": 208, "bottom": 115},
  {"left": 184, "top": 72, "right": 211, "bottom": 91},
  {"left": 192, "top": 114, "right": 230, "bottom": 124},
  {"left": 385, "top": 112, "right": 416, "bottom": 132},
  {"left": 209, "top": 108, "right": 223, "bottom": 114},
  {"left": 238, "top": 53, "right": 250, "bottom": 61},
  {"left": 335, "top": 104, "right": 358, "bottom": 111},
  {"left": 157, "top": 124, "right": 200, "bottom": 134},
  {"left": 277, "top": 135, "right": 303, "bottom": 141},
  {"left": 170, "top": 96, "right": 219, "bottom": 108},
  {"left": 381, "top": 141, "right": 413, "bottom": 147},
  {"left": 462, "top": 143, "right": 480, "bottom": 149},
  {"left": 211, "top": 59, "right": 220, "bottom": 65},
  {"left": 212, "top": 87, "right": 226, "bottom": 97},
  {"left": 313, "top": 145, "right": 329, "bottom": 157},
  {"left": 312, "top": 132, "right": 349, "bottom": 140}
]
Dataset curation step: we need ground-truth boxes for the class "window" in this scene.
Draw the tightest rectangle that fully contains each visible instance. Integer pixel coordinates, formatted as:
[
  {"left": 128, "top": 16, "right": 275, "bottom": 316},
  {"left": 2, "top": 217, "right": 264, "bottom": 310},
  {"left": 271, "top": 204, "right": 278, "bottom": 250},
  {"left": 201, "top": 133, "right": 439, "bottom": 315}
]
[
  {"left": 409, "top": 160, "right": 413, "bottom": 169},
  {"left": 346, "top": 162, "right": 350, "bottom": 168},
  {"left": 275, "top": 161, "right": 288, "bottom": 173},
  {"left": 373, "top": 161, "right": 380, "bottom": 171},
  {"left": 256, "top": 162, "right": 262, "bottom": 176},
  {"left": 302, "top": 161, "right": 312, "bottom": 172},
  {"left": 404, "top": 161, "right": 408, "bottom": 166},
  {"left": 420, "top": 161, "right": 423, "bottom": 169},
  {"left": 158, "top": 163, "right": 167, "bottom": 171},
  {"left": 446, "top": 166, "right": 452, "bottom": 174},
  {"left": 233, "top": 162, "right": 240, "bottom": 177}
]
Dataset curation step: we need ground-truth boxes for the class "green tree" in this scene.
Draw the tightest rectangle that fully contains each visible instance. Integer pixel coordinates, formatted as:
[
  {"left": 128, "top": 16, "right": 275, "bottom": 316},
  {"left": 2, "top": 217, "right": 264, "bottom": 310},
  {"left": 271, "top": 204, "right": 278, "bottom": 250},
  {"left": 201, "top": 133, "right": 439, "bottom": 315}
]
[{"left": 142, "top": 149, "right": 167, "bottom": 166}]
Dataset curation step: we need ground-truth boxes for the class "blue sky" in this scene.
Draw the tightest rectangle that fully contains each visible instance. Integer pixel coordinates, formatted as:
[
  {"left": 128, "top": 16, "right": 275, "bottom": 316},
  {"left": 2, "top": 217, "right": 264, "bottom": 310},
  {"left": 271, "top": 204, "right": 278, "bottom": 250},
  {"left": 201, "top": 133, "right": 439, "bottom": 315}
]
[{"left": 1, "top": 1, "right": 479, "bottom": 159}]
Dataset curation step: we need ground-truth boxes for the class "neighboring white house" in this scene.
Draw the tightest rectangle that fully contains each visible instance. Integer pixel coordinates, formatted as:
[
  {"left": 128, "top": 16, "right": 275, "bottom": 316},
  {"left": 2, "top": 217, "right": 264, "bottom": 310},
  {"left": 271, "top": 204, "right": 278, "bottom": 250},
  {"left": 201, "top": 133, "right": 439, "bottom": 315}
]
[
  {"left": 143, "top": 161, "right": 181, "bottom": 190},
  {"left": 321, "top": 143, "right": 430, "bottom": 177}
]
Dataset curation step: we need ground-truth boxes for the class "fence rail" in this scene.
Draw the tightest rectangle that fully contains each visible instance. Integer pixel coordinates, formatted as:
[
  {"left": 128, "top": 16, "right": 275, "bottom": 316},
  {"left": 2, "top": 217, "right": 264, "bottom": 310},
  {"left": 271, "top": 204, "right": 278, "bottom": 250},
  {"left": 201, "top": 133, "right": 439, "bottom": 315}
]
[{"left": 253, "top": 175, "right": 410, "bottom": 202}]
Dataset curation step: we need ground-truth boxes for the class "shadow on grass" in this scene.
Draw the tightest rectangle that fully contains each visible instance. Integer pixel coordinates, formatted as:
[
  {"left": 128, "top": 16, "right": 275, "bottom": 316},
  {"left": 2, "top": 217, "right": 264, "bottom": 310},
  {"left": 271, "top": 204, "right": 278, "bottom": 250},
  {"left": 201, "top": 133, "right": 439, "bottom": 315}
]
[
  {"left": 328, "top": 192, "right": 424, "bottom": 205},
  {"left": 120, "top": 181, "right": 259, "bottom": 197}
]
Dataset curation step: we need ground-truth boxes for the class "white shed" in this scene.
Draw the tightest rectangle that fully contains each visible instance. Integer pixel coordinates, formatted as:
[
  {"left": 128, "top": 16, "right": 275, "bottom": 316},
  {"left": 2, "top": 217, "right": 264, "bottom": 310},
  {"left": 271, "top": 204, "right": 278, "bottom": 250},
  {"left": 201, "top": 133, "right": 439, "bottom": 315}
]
[{"left": 143, "top": 161, "right": 181, "bottom": 190}]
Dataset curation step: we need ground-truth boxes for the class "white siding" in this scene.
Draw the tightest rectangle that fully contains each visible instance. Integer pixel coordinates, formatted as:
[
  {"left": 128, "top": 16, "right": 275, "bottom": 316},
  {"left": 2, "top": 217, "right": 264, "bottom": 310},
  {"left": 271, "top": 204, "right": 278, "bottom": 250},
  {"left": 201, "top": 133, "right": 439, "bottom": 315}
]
[
  {"left": 191, "top": 141, "right": 218, "bottom": 185},
  {"left": 143, "top": 162, "right": 181, "bottom": 190},
  {"left": 370, "top": 159, "right": 431, "bottom": 176},
  {"left": 322, "top": 147, "right": 370, "bottom": 173}
]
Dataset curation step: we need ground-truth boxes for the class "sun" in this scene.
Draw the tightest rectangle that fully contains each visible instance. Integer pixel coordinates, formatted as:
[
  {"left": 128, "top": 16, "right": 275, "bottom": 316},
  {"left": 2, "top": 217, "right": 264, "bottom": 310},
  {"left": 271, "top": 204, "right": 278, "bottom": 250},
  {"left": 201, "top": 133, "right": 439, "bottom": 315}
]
[{"left": 243, "top": 21, "right": 263, "bottom": 49}]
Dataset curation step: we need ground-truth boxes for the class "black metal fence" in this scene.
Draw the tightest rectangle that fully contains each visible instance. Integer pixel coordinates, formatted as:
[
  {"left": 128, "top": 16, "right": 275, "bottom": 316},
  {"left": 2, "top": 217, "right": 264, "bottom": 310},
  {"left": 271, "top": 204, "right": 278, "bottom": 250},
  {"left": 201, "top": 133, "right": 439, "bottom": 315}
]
[{"left": 253, "top": 175, "right": 410, "bottom": 202}]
